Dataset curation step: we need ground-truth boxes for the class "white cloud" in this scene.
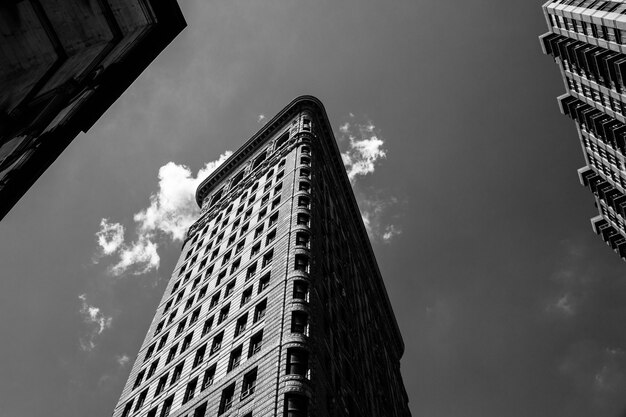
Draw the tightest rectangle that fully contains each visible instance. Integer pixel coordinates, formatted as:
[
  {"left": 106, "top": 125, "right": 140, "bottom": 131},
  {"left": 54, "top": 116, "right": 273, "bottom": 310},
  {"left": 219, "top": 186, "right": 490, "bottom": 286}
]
[
  {"left": 78, "top": 294, "right": 112, "bottom": 351},
  {"left": 95, "top": 152, "right": 232, "bottom": 276},
  {"left": 547, "top": 292, "right": 576, "bottom": 316},
  {"left": 95, "top": 219, "right": 125, "bottom": 255},
  {"left": 382, "top": 224, "right": 402, "bottom": 242},
  {"left": 257, "top": 114, "right": 266, "bottom": 124},
  {"left": 116, "top": 354, "right": 131, "bottom": 367},
  {"left": 338, "top": 118, "right": 387, "bottom": 184}
]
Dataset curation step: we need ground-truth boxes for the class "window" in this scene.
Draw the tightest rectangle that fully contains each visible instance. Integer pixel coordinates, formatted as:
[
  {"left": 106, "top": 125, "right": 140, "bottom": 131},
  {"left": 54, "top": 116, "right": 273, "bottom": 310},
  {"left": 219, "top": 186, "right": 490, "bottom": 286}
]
[
  {"left": 250, "top": 243, "right": 261, "bottom": 258},
  {"left": 295, "top": 232, "right": 309, "bottom": 248},
  {"left": 236, "top": 239, "right": 245, "bottom": 254},
  {"left": 147, "top": 359, "right": 159, "bottom": 378},
  {"left": 181, "top": 333, "right": 193, "bottom": 352},
  {"left": 291, "top": 312, "right": 308, "bottom": 335},
  {"left": 194, "top": 403, "right": 208, "bottom": 417},
  {"left": 144, "top": 343, "right": 156, "bottom": 362},
  {"left": 258, "top": 273, "right": 270, "bottom": 294},
  {"left": 297, "top": 196, "right": 310, "bottom": 209},
  {"left": 211, "top": 332, "right": 224, "bottom": 354},
  {"left": 217, "top": 269, "right": 227, "bottom": 285},
  {"left": 275, "top": 131, "right": 289, "bottom": 149},
  {"left": 261, "top": 194, "right": 270, "bottom": 206},
  {"left": 216, "top": 233, "right": 224, "bottom": 245},
  {"left": 202, "top": 364, "right": 216, "bottom": 390},
  {"left": 276, "top": 170, "right": 284, "bottom": 181},
  {"left": 266, "top": 229, "right": 276, "bottom": 245},
  {"left": 294, "top": 255, "right": 309, "bottom": 273},
  {"left": 227, "top": 234, "right": 236, "bottom": 247},
  {"left": 268, "top": 212, "right": 278, "bottom": 227},
  {"left": 300, "top": 156, "right": 310, "bottom": 166},
  {"left": 230, "top": 258, "right": 241, "bottom": 274},
  {"left": 167, "top": 310, "right": 176, "bottom": 324},
  {"left": 300, "top": 168, "right": 310, "bottom": 178},
  {"left": 202, "top": 316, "right": 214, "bottom": 336},
  {"left": 166, "top": 344, "right": 178, "bottom": 364},
  {"left": 248, "top": 330, "right": 263, "bottom": 357},
  {"left": 209, "top": 292, "right": 220, "bottom": 310},
  {"left": 284, "top": 394, "right": 308, "bottom": 417},
  {"left": 157, "top": 332, "right": 169, "bottom": 351},
  {"left": 257, "top": 207, "right": 267, "bottom": 220},
  {"left": 264, "top": 181, "right": 272, "bottom": 192},
  {"left": 225, "top": 280, "right": 236, "bottom": 298},
  {"left": 193, "top": 344, "right": 207, "bottom": 368},
  {"left": 183, "top": 377, "right": 198, "bottom": 404},
  {"left": 147, "top": 407, "right": 158, "bottom": 417},
  {"left": 190, "top": 308, "right": 201, "bottom": 325},
  {"left": 240, "top": 222, "right": 249, "bottom": 236},
  {"left": 287, "top": 348, "right": 309, "bottom": 376},
  {"left": 199, "top": 278, "right": 210, "bottom": 294},
  {"left": 246, "top": 262, "right": 257, "bottom": 280},
  {"left": 262, "top": 250, "right": 273, "bottom": 268},
  {"left": 296, "top": 214, "right": 309, "bottom": 226},
  {"left": 170, "top": 361, "right": 184, "bottom": 386},
  {"left": 222, "top": 250, "right": 232, "bottom": 266},
  {"left": 176, "top": 318, "right": 187, "bottom": 337},
  {"left": 211, "top": 249, "right": 219, "bottom": 261},
  {"left": 184, "top": 296, "right": 194, "bottom": 311},
  {"left": 241, "top": 368, "right": 258, "bottom": 399},
  {"left": 133, "top": 369, "right": 146, "bottom": 389},
  {"left": 121, "top": 400, "right": 134, "bottom": 417},
  {"left": 163, "top": 300, "right": 173, "bottom": 314},
  {"left": 293, "top": 281, "right": 309, "bottom": 301},
  {"left": 175, "top": 291, "right": 184, "bottom": 305},
  {"left": 244, "top": 208, "right": 253, "bottom": 220},
  {"left": 134, "top": 389, "right": 148, "bottom": 412},
  {"left": 156, "top": 396, "right": 174, "bottom": 417},
  {"left": 254, "top": 225, "right": 264, "bottom": 239},
  {"left": 274, "top": 182, "right": 283, "bottom": 195},
  {"left": 272, "top": 197, "right": 281, "bottom": 210},
  {"left": 298, "top": 182, "right": 310, "bottom": 192},
  {"left": 254, "top": 300, "right": 267, "bottom": 323},
  {"left": 241, "top": 287, "right": 253, "bottom": 306},
  {"left": 228, "top": 345, "right": 243, "bottom": 372},
  {"left": 235, "top": 313, "right": 248, "bottom": 337},
  {"left": 155, "top": 373, "right": 169, "bottom": 397},
  {"left": 219, "top": 384, "right": 236, "bottom": 415},
  {"left": 218, "top": 304, "right": 230, "bottom": 324},
  {"left": 192, "top": 276, "right": 201, "bottom": 291},
  {"left": 301, "top": 145, "right": 310, "bottom": 154}
]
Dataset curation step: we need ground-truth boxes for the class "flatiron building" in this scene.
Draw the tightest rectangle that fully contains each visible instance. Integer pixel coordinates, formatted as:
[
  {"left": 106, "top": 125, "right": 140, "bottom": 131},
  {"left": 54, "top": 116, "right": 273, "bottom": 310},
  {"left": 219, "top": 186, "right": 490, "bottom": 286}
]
[
  {"left": 541, "top": 0, "right": 626, "bottom": 260},
  {"left": 112, "top": 96, "right": 411, "bottom": 417}
]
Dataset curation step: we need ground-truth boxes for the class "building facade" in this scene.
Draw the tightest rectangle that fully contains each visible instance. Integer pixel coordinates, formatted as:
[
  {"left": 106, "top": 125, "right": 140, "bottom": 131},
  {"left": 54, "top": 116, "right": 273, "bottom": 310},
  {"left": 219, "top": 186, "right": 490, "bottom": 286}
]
[
  {"left": 0, "top": 0, "right": 186, "bottom": 220},
  {"left": 540, "top": 0, "right": 626, "bottom": 260},
  {"left": 112, "top": 96, "right": 411, "bottom": 417}
]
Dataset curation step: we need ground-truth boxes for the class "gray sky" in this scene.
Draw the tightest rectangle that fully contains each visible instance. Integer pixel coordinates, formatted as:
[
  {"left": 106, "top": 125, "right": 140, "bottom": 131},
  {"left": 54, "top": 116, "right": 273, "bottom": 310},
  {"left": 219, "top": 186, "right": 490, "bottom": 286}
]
[{"left": 2, "top": 0, "right": 626, "bottom": 416}]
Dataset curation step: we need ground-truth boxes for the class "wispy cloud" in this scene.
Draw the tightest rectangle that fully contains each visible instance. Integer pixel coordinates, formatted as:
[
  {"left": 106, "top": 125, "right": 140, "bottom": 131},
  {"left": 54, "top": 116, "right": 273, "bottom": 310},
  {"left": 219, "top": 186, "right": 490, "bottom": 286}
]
[
  {"left": 116, "top": 354, "right": 131, "bottom": 367},
  {"left": 78, "top": 294, "right": 112, "bottom": 351},
  {"left": 95, "top": 152, "right": 232, "bottom": 276},
  {"left": 257, "top": 114, "right": 266, "bottom": 124},
  {"left": 339, "top": 119, "right": 387, "bottom": 183},
  {"left": 337, "top": 114, "right": 401, "bottom": 243}
]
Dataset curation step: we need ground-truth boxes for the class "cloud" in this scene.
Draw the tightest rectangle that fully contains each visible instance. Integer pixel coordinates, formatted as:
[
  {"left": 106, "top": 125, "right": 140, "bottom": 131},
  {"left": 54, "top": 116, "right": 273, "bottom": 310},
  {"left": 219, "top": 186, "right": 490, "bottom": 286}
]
[
  {"left": 338, "top": 118, "right": 387, "bottom": 183},
  {"left": 116, "top": 354, "right": 131, "bottom": 367},
  {"left": 95, "top": 219, "right": 124, "bottom": 255},
  {"left": 257, "top": 114, "right": 266, "bottom": 124},
  {"left": 78, "top": 294, "right": 112, "bottom": 351},
  {"left": 95, "top": 152, "right": 232, "bottom": 276},
  {"left": 358, "top": 195, "right": 403, "bottom": 243},
  {"left": 547, "top": 292, "right": 576, "bottom": 316}
]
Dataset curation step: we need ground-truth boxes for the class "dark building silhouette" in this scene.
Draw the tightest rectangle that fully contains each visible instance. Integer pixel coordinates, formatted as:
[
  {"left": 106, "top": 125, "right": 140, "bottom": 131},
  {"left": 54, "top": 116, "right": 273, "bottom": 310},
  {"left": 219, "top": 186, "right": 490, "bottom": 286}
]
[
  {"left": 541, "top": 0, "right": 626, "bottom": 260},
  {"left": 0, "top": 0, "right": 186, "bottom": 220},
  {"left": 113, "top": 96, "right": 411, "bottom": 417}
]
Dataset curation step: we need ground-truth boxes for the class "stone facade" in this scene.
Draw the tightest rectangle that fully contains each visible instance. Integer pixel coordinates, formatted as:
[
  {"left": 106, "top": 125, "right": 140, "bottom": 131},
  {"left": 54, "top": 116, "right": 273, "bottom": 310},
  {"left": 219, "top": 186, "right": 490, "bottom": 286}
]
[{"left": 112, "top": 96, "right": 411, "bottom": 417}]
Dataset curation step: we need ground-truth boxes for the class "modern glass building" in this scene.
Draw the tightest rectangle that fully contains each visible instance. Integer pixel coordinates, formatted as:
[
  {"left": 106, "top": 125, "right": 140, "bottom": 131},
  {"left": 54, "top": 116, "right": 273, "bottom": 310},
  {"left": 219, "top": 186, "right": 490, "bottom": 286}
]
[
  {"left": 112, "top": 96, "right": 411, "bottom": 417},
  {"left": 541, "top": 0, "right": 626, "bottom": 260}
]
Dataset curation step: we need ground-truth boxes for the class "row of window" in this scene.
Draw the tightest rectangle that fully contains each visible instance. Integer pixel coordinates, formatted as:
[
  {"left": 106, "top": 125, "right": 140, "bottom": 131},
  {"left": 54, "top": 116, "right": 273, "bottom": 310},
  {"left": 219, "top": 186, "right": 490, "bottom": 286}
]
[
  {"left": 566, "top": 75, "right": 626, "bottom": 116},
  {"left": 551, "top": 0, "right": 626, "bottom": 15}
]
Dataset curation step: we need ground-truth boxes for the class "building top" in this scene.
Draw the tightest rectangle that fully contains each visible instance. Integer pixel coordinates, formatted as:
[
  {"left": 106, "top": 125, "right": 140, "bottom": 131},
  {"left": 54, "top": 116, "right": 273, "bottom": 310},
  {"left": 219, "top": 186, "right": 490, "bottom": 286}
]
[{"left": 195, "top": 95, "right": 406, "bottom": 354}]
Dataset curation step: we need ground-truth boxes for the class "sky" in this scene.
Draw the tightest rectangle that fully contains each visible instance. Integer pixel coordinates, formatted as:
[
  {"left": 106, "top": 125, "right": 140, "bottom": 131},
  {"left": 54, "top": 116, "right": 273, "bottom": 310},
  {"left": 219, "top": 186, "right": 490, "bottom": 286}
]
[{"left": 2, "top": 0, "right": 626, "bottom": 416}]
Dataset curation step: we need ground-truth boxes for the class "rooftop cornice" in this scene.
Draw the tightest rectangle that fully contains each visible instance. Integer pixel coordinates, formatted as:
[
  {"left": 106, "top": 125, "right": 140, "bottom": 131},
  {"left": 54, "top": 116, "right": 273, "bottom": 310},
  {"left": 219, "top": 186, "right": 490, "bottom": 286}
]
[{"left": 195, "top": 95, "right": 324, "bottom": 207}]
